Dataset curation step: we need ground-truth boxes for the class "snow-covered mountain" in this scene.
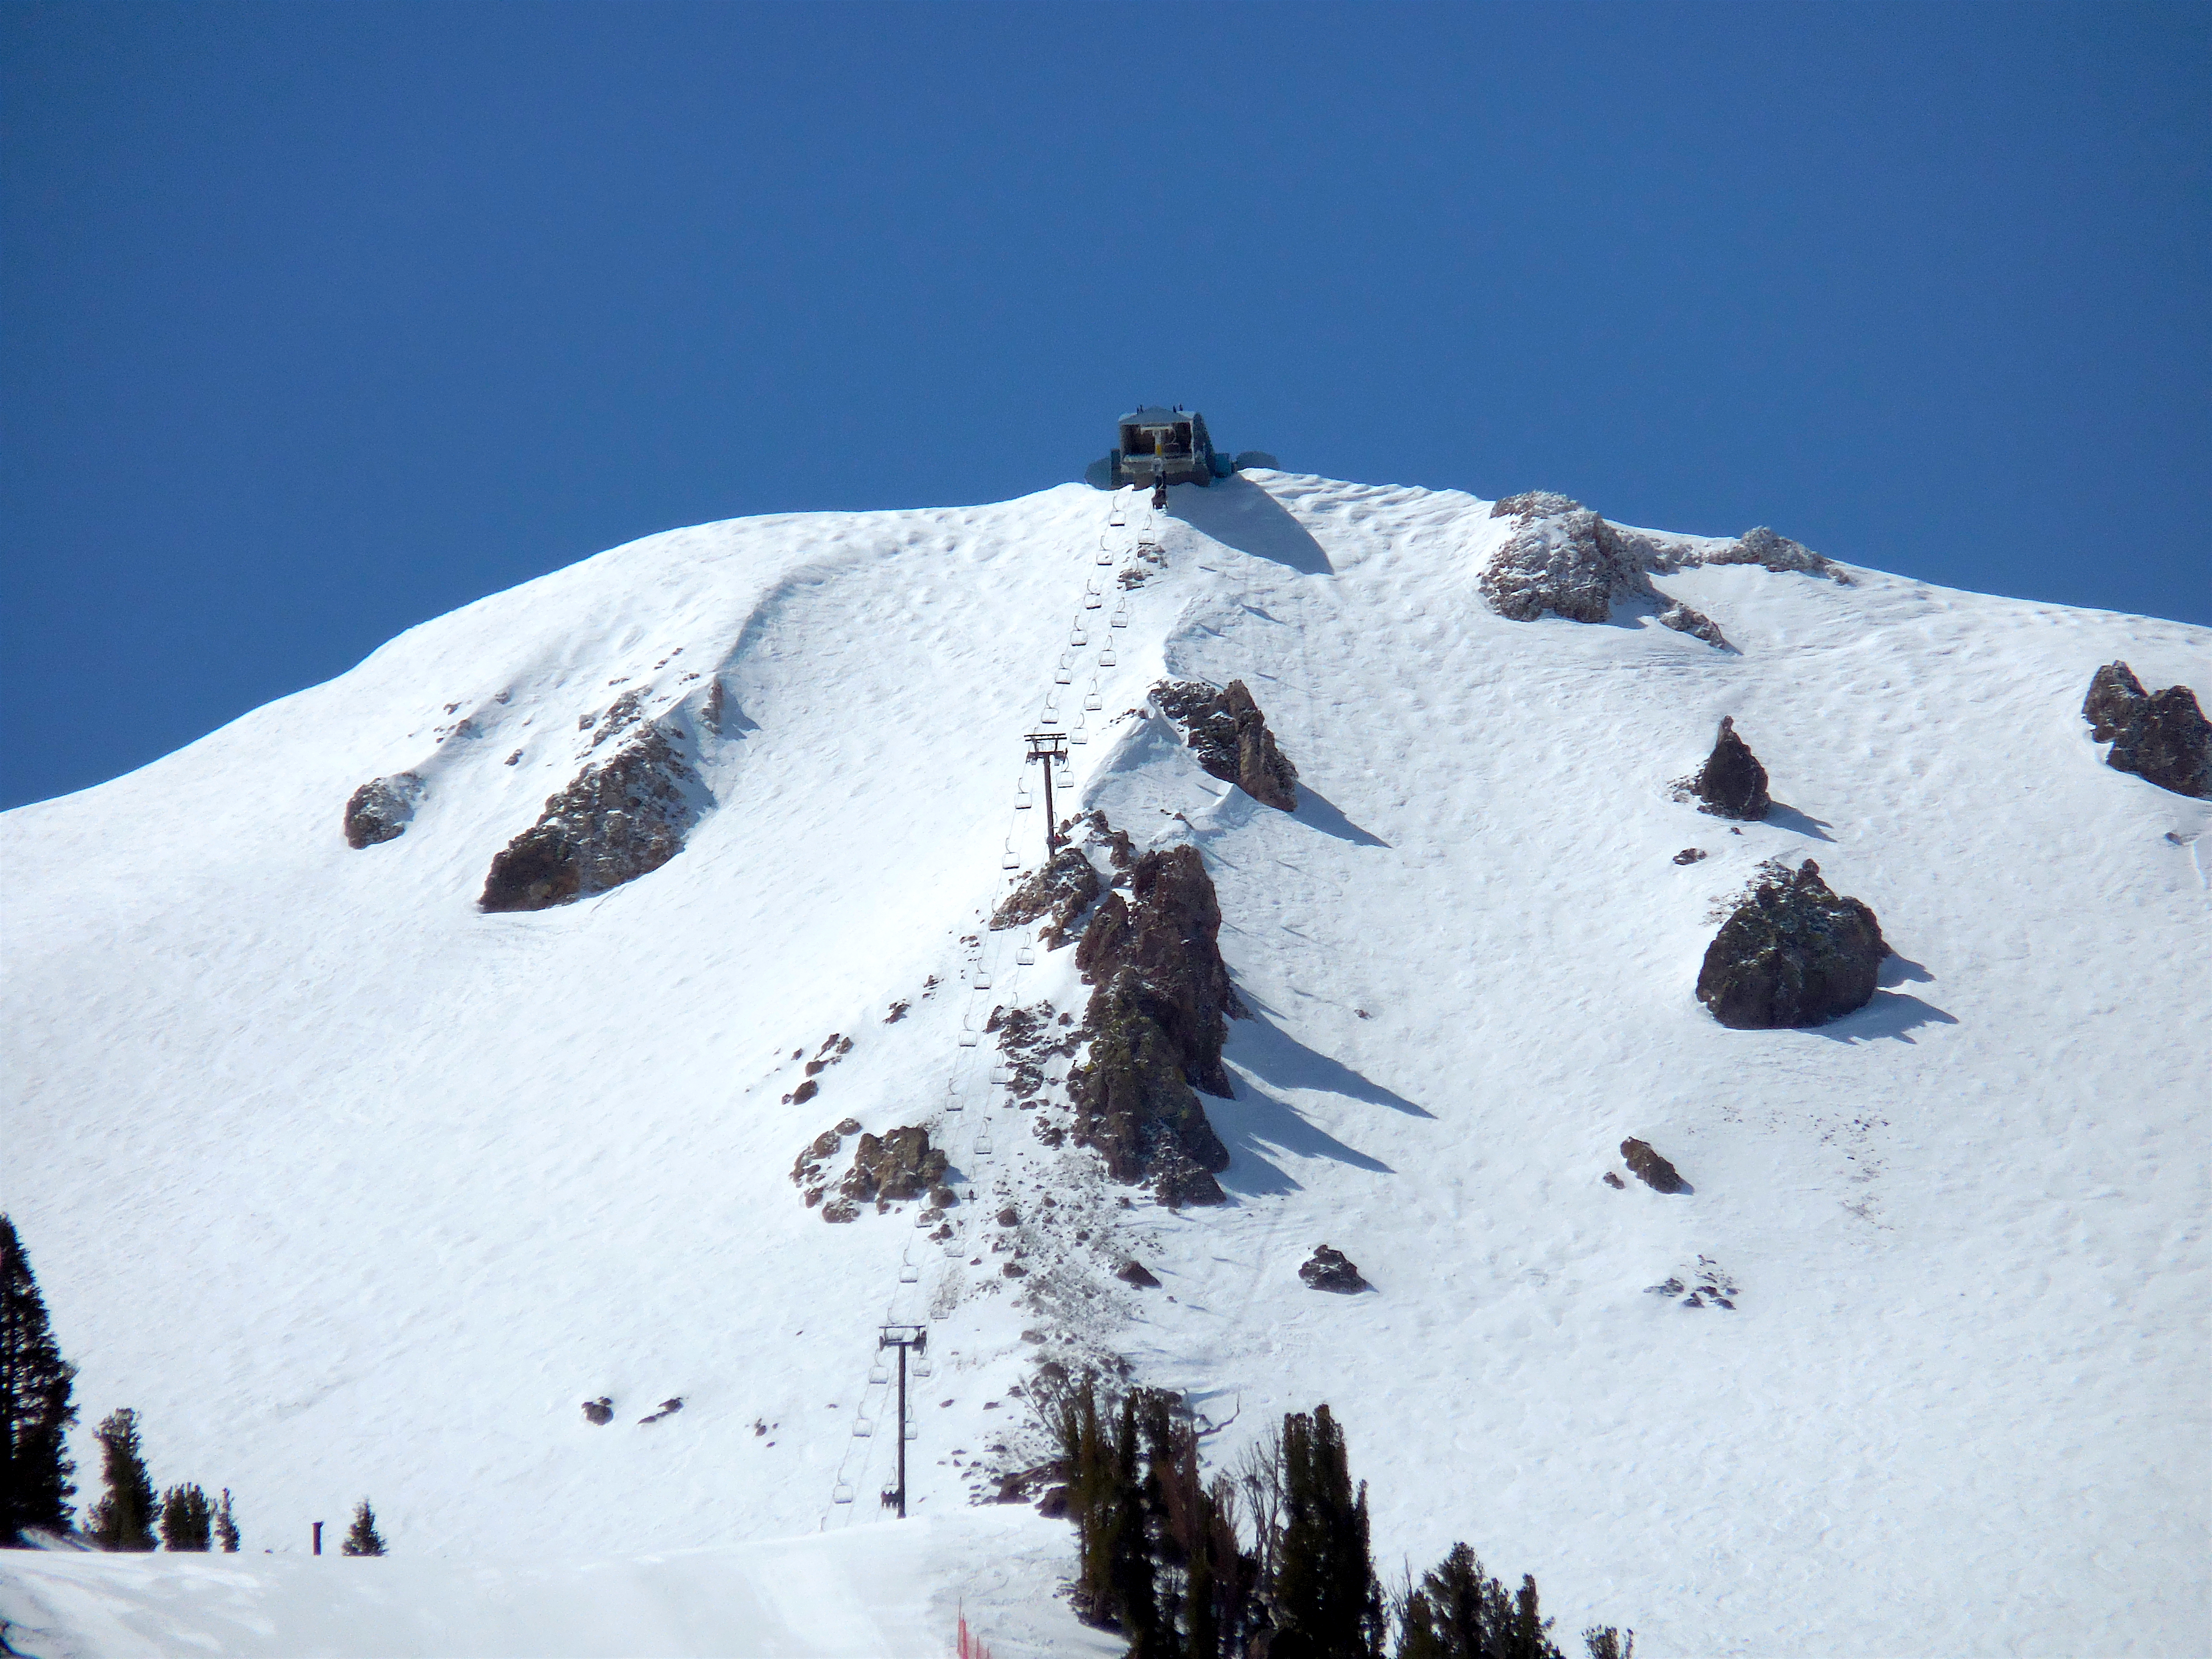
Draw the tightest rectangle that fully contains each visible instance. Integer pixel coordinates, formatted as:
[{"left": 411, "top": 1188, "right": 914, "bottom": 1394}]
[{"left": 4, "top": 471, "right": 2207, "bottom": 1658}]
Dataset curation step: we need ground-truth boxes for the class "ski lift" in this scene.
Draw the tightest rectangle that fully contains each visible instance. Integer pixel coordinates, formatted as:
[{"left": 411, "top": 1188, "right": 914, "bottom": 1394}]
[
  {"left": 1016, "top": 944, "right": 1036, "bottom": 966},
  {"left": 869, "top": 1358, "right": 890, "bottom": 1385},
  {"left": 1071, "top": 626, "right": 1088, "bottom": 646},
  {"left": 1070, "top": 728, "right": 1088, "bottom": 745},
  {"left": 972, "top": 967, "right": 992, "bottom": 989},
  {"left": 1056, "top": 665, "right": 1072, "bottom": 685},
  {"left": 832, "top": 1482, "right": 855, "bottom": 1504},
  {"left": 975, "top": 1129, "right": 994, "bottom": 1156},
  {"left": 1085, "top": 691, "right": 1103, "bottom": 711},
  {"left": 899, "top": 1260, "right": 919, "bottom": 1284},
  {"left": 1099, "top": 646, "right": 1118, "bottom": 666},
  {"left": 1083, "top": 589, "right": 1103, "bottom": 610},
  {"left": 1014, "top": 791, "right": 1031, "bottom": 810},
  {"left": 958, "top": 1030, "right": 980, "bottom": 1047},
  {"left": 854, "top": 1417, "right": 874, "bottom": 1438},
  {"left": 905, "top": 1424, "right": 919, "bottom": 1442},
  {"left": 1001, "top": 845, "right": 1020, "bottom": 869},
  {"left": 914, "top": 1352, "right": 934, "bottom": 1379},
  {"left": 989, "top": 1063, "right": 1012, "bottom": 1085},
  {"left": 915, "top": 1206, "right": 933, "bottom": 1227},
  {"left": 1109, "top": 609, "right": 1129, "bottom": 628}
]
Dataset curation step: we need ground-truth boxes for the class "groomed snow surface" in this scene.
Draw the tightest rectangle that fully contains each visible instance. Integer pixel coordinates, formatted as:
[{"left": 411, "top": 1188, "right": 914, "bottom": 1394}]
[{"left": 3, "top": 472, "right": 2207, "bottom": 1657}]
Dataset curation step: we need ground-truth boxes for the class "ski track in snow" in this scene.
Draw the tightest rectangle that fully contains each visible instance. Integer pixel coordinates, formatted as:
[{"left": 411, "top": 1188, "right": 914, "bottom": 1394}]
[{"left": 3, "top": 473, "right": 2208, "bottom": 1657}]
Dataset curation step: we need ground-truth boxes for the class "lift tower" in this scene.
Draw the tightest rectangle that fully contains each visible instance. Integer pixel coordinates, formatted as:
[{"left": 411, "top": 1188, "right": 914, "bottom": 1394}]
[
  {"left": 878, "top": 1323, "right": 927, "bottom": 1518},
  {"left": 1024, "top": 732, "right": 1070, "bottom": 859}
]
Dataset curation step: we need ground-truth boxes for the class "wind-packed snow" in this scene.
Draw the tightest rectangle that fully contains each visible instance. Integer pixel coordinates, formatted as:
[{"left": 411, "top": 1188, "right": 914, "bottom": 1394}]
[{"left": 3, "top": 472, "right": 2207, "bottom": 1657}]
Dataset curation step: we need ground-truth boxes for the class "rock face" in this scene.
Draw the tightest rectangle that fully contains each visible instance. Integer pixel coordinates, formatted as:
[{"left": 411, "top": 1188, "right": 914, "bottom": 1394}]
[
  {"left": 480, "top": 722, "right": 699, "bottom": 911},
  {"left": 838, "top": 1126, "right": 949, "bottom": 1208},
  {"left": 1069, "top": 845, "right": 1241, "bottom": 1206},
  {"left": 2082, "top": 662, "right": 2212, "bottom": 799},
  {"left": 1696, "top": 860, "right": 1888, "bottom": 1030},
  {"left": 1151, "top": 680, "right": 1298, "bottom": 811},
  {"left": 343, "top": 773, "right": 422, "bottom": 848},
  {"left": 1693, "top": 717, "right": 1772, "bottom": 820},
  {"left": 1298, "top": 1245, "right": 1369, "bottom": 1293},
  {"left": 1620, "top": 1138, "right": 1689, "bottom": 1194}
]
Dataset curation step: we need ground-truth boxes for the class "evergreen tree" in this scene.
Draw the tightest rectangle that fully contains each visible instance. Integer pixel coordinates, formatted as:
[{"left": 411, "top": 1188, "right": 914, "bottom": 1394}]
[
  {"left": 1395, "top": 1543, "right": 1512, "bottom": 1659},
  {"left": 1502, "top": 1574, "right": 1562, "bottom": 1659},
  {"left": 0, "top": 1214, "right": 79, "bottom": 1545},
  {"left": 159, "top": 1483, "right": 213, "bottom": 1551},
  {"left": 341, "top": 1497, "right": 386, "bottom": 1556},
  {"left": 1579, "top": 1629, "right": 1632, "bottom": 1659},
  {"left": 213, "top": 1487, "right": 240, "bottom": 1552},
  {"left": 1269, "top": 1406, "right": 1382, "bottom": 1659},
  {"left": 83, "top": 1409, "right": 157, "bottom": 1551},
  {"left": 1106, "top": 1394, "right": 1165, "bottom": 1656}
]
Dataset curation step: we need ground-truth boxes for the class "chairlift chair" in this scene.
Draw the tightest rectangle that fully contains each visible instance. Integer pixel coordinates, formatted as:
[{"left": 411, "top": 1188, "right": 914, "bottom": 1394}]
[
  {"left": 989, "top": 1064, "right": 1012, "bottom": 1085},
  {"left": 905, "top": 1424, "right": 918, "bottom": 1442},
  {"left": 1085, "top": 690, "right": 1103, "bottom": 711},
  {"left": 914, "top": 1353, "right": 934, "bottom": 1379},
  {"left": 972, "top": 967, "right": 991, "bottom": 989},
  {"left": 832, "top": 1482, "right": 855, "bottom": 1504},
  {"left": 899, "top": 1260, "right": 919, "bottom": 1284},
  {"left": 1071, "top": 626, "right": 1088, "bottom": 646},
  {"left": 1109, "top": 608, "right": 1128, "bottom": 628},
  {"left": 1017, "top": 944, "right": 1036, "bottom": 966},
  {"left": 958, "top": 1030, "right": 980, "bottom": 1047},
  {"left": 869, "top": 1359, "right": 890, "bottom": 1385},
  {"left": 1099, "top": 646, "right": 1118, "bottom": 665},
  {"left": 854, "top": 1417, "right": 874, "bottom": 1438}
]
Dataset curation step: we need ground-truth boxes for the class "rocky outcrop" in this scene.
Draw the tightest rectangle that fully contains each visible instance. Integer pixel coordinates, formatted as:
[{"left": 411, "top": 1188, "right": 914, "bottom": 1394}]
[
  {"left": 1481, "top": 494, "right": 1730, "bottom": 645},
  {"left": 1692, "top": 717, "right": 1772, "bottom": 820},
  {"left": 1481, "top": 495, "right": 1847, "bottom": 635},
  {"left": 1696, "top": 860, "right": 1887, "bottom": 1029},
  {"left": 479, "top": 721, "right": 699, "bottom": 911},
  {"left": 1699, "top": 526, "right": 1849, "bottom": 584},
  {"left": 1620, "top": 1138, "right": 1689, "bottom": 1194},
  {"left": 993, "top": 845, "right": 1103, "bottom": 942},
  {"left": 343, "top": 773, "right": 422, "bottom": 848},
  {"left": 1151, "top": 681, "right": 1298, "bottom": 811},
  {"left": 839, "top": 1126, "right": 949, "bottom": 1210},
  {"left": 1299, "top": 1245, "right": 1369, "bottom": 1293},
  {"left": 2082, "top": 662, "right": 2211, "bottom": 799},
  {"left": 1069, "top": 845, "right": 1241, "bottom": 1206},
  {"left": 1480, "top": 496, "right": 1623, "bottom": 624}
]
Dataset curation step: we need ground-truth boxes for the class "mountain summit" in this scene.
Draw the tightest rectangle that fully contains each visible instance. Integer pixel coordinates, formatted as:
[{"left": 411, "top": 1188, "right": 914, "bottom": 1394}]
[{"left": 5, "top": 471, "right": 2206, "bottom": 1656}]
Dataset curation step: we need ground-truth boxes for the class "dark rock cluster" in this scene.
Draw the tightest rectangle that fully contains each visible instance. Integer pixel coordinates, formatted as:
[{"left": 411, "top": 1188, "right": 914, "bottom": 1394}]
[
  {"left": 1697, "top": 526, "right": 1850, "bottom": 584},
  {"left": 1692, "top": 717, "right": 1772, "bottom": 821},
  {"left": 479, "top": 721, "right": 700, "bottom": 911},
  {"left": 1696, "top": 860, "right": 1887, "bottom": 1030},
  {"left": 1069, "top": 845, "right": 1242, "bottom": 1206},
  {"left": 1298, "top": 1245, "right": 1369, "bottom": 1293},
  {"left": 1151, "top": 680, "right": 1299, "bottom": 811},
  {"left": 986, "top": 1000, "right": 1079, "bottom": 1101},
  {"left": 994, "top": 846, "right": 1105, "bottom": 943},
  {"left": 2082, "top": 662, "right": 2211, "bottom": 799},
  {"left": 1620, "top": 1138, "right": 1689, "bottom": 1194},
  {"left": 342, "top": 773, "right": 423, "bottom": 849},
  {"left": 1645, "top": 1256, "right": 1737, "bottom": 1310},
  {"left": 838, "top": 1126, "right": 950, "bottom": 1211}
]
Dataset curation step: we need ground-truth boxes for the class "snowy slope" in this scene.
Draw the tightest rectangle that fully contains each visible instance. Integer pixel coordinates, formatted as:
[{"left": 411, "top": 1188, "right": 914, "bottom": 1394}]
[{"left": 3, "top": 472, "right": 2207, "bottom": 1658}]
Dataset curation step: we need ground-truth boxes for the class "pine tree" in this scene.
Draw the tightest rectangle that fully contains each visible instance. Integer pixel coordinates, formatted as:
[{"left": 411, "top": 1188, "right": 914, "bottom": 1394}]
[
  {"left": 1268, "top": 1406, "right": 1382, "bottom": 1659},
  {"left": 213, "top": 1487, "right": 240, "bottom": 1552},
  {"left": 341, "top": 1497, "right": 386, "bottom": 1556},
  {"left": 0, "top": 1214, "right": 79, "bottom": 1545},
  {"left": 1579, "top": 1628, "right": 1633, "bottom": 1659},
  {"left": 83, "top": 1409, "right": 157, "bottom": 1551},
  {"left": 160, "top": 1483, "right": 213, "bottom": 1551},
  {"left": 1395, "top": 1543, "right": 1512, "bottom": 1659},
  {"left": 1502, "top": 1574, "right": 1562, "bottom": 1659}
]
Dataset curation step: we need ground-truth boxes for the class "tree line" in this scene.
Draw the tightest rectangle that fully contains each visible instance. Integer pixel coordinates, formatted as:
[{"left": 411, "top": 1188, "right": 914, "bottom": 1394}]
[
  {"left": 2, "top": 1214, "right": 385, "bottom": 1556},
  {"left": 1044, "top": 1378, "right": 1634, "bottom": 1659}
]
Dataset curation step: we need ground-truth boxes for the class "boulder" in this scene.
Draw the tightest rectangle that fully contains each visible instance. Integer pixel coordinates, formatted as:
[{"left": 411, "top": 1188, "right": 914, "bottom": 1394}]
[
  {"left": 1696, "top": 860, "right": 1888, "bottom": 1030},
  {"left": 1706, "top": 525, "right": 1849, "bottom": 584},
  {"left": 1693, "top": 717, "right": 1771, "bottom": 820},
  {"left": 581, "top": 1397, "right": 613, "bottom": 1425},
  {"left": 1480, "top": 500, "right": 1624, "bottom": 624},
  {"left": 343, "top": 773, "right": 422, "bottom": 848},
  {"left": 1298, "top": 1245, "right": 1369, "bottom": 1293},
  {"left": 1620, "top": 1138, "right": 1689, "bottom": 1194},
  {"left": 2082, "top": 662, "right": 2211, "bottom": 799},
  {"left": 1151, "top": 680, "right": 1298, "bottom": 811},
  {"left": 480, "top": 722, "right": 699, "bottom": 911},
  {"left": 839, "top": 1126, "right": 950, "bottom": 1207},
  {"left": 1116, "top": 1259, "right": 1161, "bottom": 1288}
]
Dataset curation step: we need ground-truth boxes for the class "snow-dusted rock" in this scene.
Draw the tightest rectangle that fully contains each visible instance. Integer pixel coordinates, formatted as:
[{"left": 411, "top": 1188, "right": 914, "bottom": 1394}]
[
  {"left": 479, "top": 721, "right": 698, "bottom": 910},
  {"left": 341, "top": 772, "right": 421, "bottom": 848},
  {"left": 1151, "top": 678, "right": 1299, "bottom": 811},
  {"left": 1696, "top": 860, "right": 1888, "bottom": 1029}
]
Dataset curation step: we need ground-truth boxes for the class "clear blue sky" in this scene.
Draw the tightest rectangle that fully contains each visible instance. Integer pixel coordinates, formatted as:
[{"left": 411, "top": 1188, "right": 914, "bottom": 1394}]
[{"left": 4, "top": 1, "right": 2206, "bottom": 809}]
